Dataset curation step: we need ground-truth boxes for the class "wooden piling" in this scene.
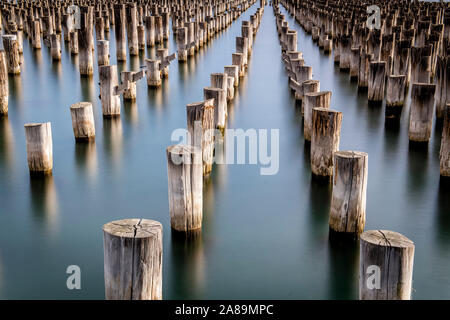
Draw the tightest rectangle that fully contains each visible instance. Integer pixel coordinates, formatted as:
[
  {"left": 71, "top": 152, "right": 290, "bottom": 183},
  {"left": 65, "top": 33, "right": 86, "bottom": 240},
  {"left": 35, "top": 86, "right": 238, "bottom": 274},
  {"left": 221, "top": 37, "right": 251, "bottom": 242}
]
[
  {"left": 167, "top": 145, "right": 203, "bottom": 232},
  {"left": 97, "top": 40, "right": 110, "bottom": 66},
  {"left": 386, "top": 75, "right": 406, "bottom": 118},
  {"left": 50, "top": 34, "right": 61, "bottom": 61},
  {"left": 99, "top": 65, "right": 121, "bottom": 117},
  {"left": 409, "top": 83, "right": 436, "bottom": 142},
  {"left": 177, "top": 27, "right": 188, "bottom": 62},
  {"left": 368, "top": 61, "right": 386, "bottom": 102},
  {"left": 70, "top": 31, "right": 79, "bottom": 54},
  {"left": 70, "top": 102, "right": 95, "bottom": 142},
  {"left": 0, "top": 51, "right": 8, "bottom": 116},
  {"left": 103, "top": 219, "right": 162, "bottom": 300},
  {"left": 440, "top": 104, "right": 450, "bottom": 177},
  {"left": 146, "top": 59, "right": 161, "bottom": 88},
  {"left": 303, "top": 91, "right": 332, "bottom": 141},
  {"left": 204, "top": 87, "right": 227, "bottom": 131},
  {"left": 311, "top": 108, "right": 342, "bottom": 177},
  {"left": 329, "top": 151, "right": 368, "bottom": 238},
  {"left": 114, "top": 4, "right": 127, "bottom": 61},
  {"left": 2, "top": 35, "right": 20, "bottom": 74},
  {"left": 224, "top": 65, "right": 239, "bottom": 87},
  {"left": 24, "top": 122, "right": 53, "bottom": 175},
  {"left": 121, "top": 71, "right": 136, "bottom": 101},
  {"left": 156, "top": 48, "right": 169, "bottom": 78},
  {"left": 359, "top": 230, "right": 414, "bottom": 300},
  {"left": 186, "top": 99, "right": 215, "bottom": 175}
]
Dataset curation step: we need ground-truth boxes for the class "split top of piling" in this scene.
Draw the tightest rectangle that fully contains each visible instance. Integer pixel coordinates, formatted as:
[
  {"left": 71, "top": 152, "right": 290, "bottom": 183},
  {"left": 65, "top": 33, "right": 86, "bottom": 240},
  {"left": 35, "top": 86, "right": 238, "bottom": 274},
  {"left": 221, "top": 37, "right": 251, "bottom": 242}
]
[
  {"left": 70, "top": 102, "right": 92, "bottom": 110},
  {"left": 361, "top": 230, "right": 414, "bottom": 249},
  {"left": 103, "top": 219, "right": 162, "bottom": 239},
  {"left": 334, "top": 150, "right": 368, "bottom": 160}
]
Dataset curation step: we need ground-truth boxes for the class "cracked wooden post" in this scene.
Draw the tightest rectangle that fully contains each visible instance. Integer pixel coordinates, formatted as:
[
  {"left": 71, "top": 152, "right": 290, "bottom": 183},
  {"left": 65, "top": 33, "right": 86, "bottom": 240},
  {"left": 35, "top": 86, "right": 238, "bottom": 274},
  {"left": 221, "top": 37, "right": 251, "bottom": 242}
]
[
  {"left": 2, "top": 35, "right": 20, "bottom": 74},
  {"left": 97, "top": 40, "right": 110, "bottom": 66},
  {"left": 224, "top": 65, "right": 239, "bottom": 87},
  {"left": 294, "top": 65, "right": 312, "bottom": 87},
  {"left": 103, "top": 219, "right": 162, "bottom": 300},
  {"left": 436, "top": 56, "right": 449, "bottom": 119},
  {"left": 311, "top": 108, "right": 342, "bottom": 177},
  {"left": 145, "top": 15, "right": 155, "bottom": 47},
  {"left": 121, "top": 71, "right": 136, "bottom": 100},
  {"left": 408, "top": 83, "right": 436, "bottom": 142},
  {"left": 226, "top": 76, "right": 235, "bottom": 100},
  {"left": 329, "top": 151, "right": 368, "bottom": 239},
  {"left": 440, "top": 104, "right": 450, "bottom": 177},
  {"left": 204, "top": 87, "right": 226, "bottom": 132},
  {"left": 155, "top": 15, "right": 163, "bottom": 44},
  {"left": 339, "top": 35, "right": 351, "bottom": 70},
  {"left": 24, "top": 122, "right": 53, "bottom": 175},
  {"left": 359, "top": 230, "right": 414, "bottom": 300},
  {"left": 300, "top": 79, "right": 320, "bottom": 110},
  {"left": 32, "top": 20, "right": 41, "bottom": 49},
  {"left": 368, "top": 61, "right": 386, "bottom": 102},
  {"left": 286, "top": 30, "right": 297, "bottom": 52},
  {"left": 50, "top": 34, "right": 61, "bottom": 61},
  {"left": 187, "top": 99, "right": 215, "bottom": 175},
  {"left": 162, "top": 12, "right": 170, "bottom": 40},
  {"left": 70, "top": 31, "right": 79, "bottom": 54},
  {"left": 185, "top": 22, "right": 195, "bottom": 56},
  {"left": 0, "top": 51, "right": 8, "bottom": 116},
  {"left": 303, "top": 91, "right": 332, "bottom": 141},
  {"left": 114, "top": 4, "right": 127, "bottom": 61},
  {"left": 167, "top": 145, "right": 203, "bottom": 233},
  {"left": 78, "top": 12, "right": 94, "bottom": 76},
  {"left": 242, "top": 22, "right": 254, "bottom": 54},
  {"left": 70, "top": 102, "right": 95, "bottom": 142},
  {"left": 386, "top": 75, "right": 406, "bottom": 118},
  {"left": 157, "top": 48, "right": 169, "bottom": 78},
  {"left": 177, "top": 27, "right": 188, "bottom": 62},
  {"left": 146, "top": 59, "right": 161, "bottom": 88},
  {"left": 350, "top": 47, "right": 360, "bottom": 79},
  {"left": 99, "top": 65, "right": 121, "bottom": 117}
]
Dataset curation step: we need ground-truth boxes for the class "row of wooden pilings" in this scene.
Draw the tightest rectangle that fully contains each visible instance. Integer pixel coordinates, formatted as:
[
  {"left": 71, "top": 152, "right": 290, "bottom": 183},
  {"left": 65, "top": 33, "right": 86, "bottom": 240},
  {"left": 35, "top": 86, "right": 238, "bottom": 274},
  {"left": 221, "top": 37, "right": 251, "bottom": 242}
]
[
  {"left": 103, "top": 2, "right": 265, "bottom": 300},
  {"left": 273, "top": 2, "right": 415, "bottom": 300},
  {"left": 279, "top": 0, "right": 450, "bottom": 179},
  {"left": 1, "top": 0, "right": 258, "bottom": 175},
  {"left": 0, "top": 0, "right": 262, "bottom": 299}
]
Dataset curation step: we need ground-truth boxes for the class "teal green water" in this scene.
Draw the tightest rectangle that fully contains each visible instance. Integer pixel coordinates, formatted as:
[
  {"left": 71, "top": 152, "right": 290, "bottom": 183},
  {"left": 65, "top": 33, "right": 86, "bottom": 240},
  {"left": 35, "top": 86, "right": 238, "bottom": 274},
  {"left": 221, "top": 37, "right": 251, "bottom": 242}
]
[{"left": 0, "top": 4, "right": 449, "bottom": 299}]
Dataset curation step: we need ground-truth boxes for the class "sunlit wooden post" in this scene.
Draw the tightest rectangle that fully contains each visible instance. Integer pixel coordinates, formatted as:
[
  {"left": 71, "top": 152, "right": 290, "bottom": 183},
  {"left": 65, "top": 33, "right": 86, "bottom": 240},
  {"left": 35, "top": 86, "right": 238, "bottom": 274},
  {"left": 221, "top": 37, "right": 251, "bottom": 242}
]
[
  {"left": 0, "top": 51, "right": 8, "bottom": 116},
  {"left": 70, "top": 102, "right": 95, "bottom": 141},
  {"left": 24, "top": 122, "right": 53, "bottom": 175},
  {"left": 99, "top": 65, "right": 121, "bottom": 116}
]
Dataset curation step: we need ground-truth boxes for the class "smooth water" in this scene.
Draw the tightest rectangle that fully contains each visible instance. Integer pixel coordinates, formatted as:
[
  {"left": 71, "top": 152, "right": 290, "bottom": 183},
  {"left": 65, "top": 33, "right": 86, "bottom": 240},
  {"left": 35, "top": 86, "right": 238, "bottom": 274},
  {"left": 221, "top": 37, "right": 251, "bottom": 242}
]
[{"left": 0, "top": 4, "right": 449, "bottom": 299}]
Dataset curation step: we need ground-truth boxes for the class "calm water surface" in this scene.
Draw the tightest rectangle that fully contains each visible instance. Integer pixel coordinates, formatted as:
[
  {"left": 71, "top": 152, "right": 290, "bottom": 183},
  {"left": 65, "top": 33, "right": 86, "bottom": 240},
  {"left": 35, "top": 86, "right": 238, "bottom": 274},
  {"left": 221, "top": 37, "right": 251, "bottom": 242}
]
[{"left": 0, "top": 3, "right": 449, "bottom": 299}]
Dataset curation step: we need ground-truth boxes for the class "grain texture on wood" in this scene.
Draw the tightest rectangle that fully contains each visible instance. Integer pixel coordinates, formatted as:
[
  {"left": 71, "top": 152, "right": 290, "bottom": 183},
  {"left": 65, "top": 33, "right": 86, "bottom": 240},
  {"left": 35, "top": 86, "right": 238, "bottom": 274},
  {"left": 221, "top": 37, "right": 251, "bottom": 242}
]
[
  {"left": 103, "top": 219, "right": 162, "bottom": 300},
  {"left": 24, "top": 122, "right": 53, "bottom": 174},
  {"left": 70, "top": 102, "right": 95, "bottom": 141}
]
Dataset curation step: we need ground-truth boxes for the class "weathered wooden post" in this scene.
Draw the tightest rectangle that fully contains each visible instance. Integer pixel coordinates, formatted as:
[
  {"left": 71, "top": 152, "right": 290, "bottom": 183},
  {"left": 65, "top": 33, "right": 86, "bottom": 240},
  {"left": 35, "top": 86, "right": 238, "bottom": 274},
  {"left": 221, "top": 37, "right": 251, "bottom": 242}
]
[
  {"left": 358, "top": 49, "right": 371, "bottom": 88},
  {"left": 311, "top": 108, "right": 342, "bottom": 177},
  {"left": 177, "top": 27, "right": 188, "bottom": 62},
  {"left": 226, "top": 76, "right": 235, "bottom": 100},
  {"left": 224, "top": 65, "right": 239, "bottom": 87},
  {"left": 103, "top": 219, "right": 162, "bottom": 300},
  {"left": 32, "top": 20, "right": 41, "bottom": 49},
  {"left": 299, "top": 79, "right": 320, "bottom": 107},
  {"left": 350, "top": 47, "right": 360, "bottom": 79},
  {"left": 157, "top": 48, "right": 169, "bottom": 78},
  {"left": 236, "top": 37, "right": 249, "bottom": 66},
  {"left": 329, "top": 151, "right": 368, "bottom": 238},
  {"left": 167, "top": 145, "right": 203, "bottom": 233},
  {"left": 50, "top": 34, "right": 61, "bottom": 61},
  {"left": 304, "top": 91, "right": 332, "bottom": 141},
  {"left": 186, "top": 99, "right": 215, "bottom": 175},
  {"left": 95, "top": 16, "right": 105, "bottom": 41},
  {"left": 126, "top": 4, "right": 139, "bottom": 56},
  {"left": 0, "top": 51, "right": 8, "bottom": 116},
  {"left": 121, "top": 71, "right": 136, "bottom": 100},
  {"left": 24, "top": 122, "right": 53, "bottom": 175},
  {"left": 155, "top": 15, "right": 163, "bottom": 44},
  {"left": 138, "top": 25, "right": 145, "bottom": 50},
  {"left": 97, "top": 40, "right": 110, "bottom": 66},
  {"left": 368, "top": 61, "right": 386, "bottom": 102},
  {"left": 185, "top": 22, "right": 195, "bottom": 56},
  {"left": 70, "top": 102, "right": 95, "bottom": 141},
  {"left": 440, "top": 104, "right": 450, "bottom": 177},
  {"left": 294, "top": 65, "right": 312, "bottom": 87},
  {"left": 232, "top": 53, "right": 245, "bottom": 76},
  {"left": 146, "top": 59, "right": 161, "bottom": 88},
  {"left": 99, "top": 65, "right": 121, "bottom": 116},
  {"left": 114, "top": 4, "right": 127, "bottom": 61},
  {"left": 78, "top": 12, "right": 94, "bottom": 76},
  {"left": 2, "top": 35, "right": 20, "bottom": 74},
  {"left": 409, "top": 83, "right": 436, "bottom": 142},
  {"left": 436, "top": 56, "right": 449, "bottom": 119},
  {"left": 145, "top": 15, "right": 155, "bottom": 47},
  {"left": 386, "top": 75, "right": 406, "bottom": 117},
  {"left": 70, "top": 31, "right": 79, "bottom": 54},
  {"left": 359, "top": 230, "right": 414, "bottom": 300},
  {"left": 204, "top": 87, "right": 226, "bottom": 132}
]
